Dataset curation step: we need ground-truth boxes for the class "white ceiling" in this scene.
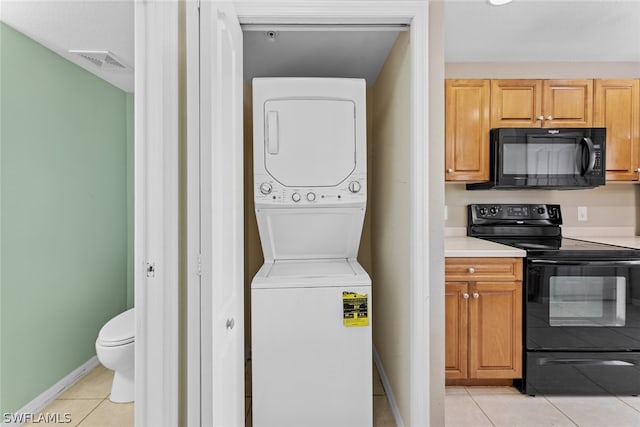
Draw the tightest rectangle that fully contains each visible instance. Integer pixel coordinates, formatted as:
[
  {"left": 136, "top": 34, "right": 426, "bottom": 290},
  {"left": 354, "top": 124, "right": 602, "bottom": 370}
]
[
  {"left": 0, "top": 0, "right": 134, "bottom": 93},
  {"left": 242, "top": 29, "right": 403, "bottom": 85},
  {"left": 445, "top": 0, "right": 640, "bottom": 63},
  {"left": 1, "top": 0, "right": 639, "bottom": 94}
]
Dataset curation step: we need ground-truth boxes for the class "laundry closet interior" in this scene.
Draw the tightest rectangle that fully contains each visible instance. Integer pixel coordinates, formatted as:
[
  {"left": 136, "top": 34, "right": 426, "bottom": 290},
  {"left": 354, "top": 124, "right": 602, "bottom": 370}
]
[{"left": 241, "top": 25, "right": 414, "bottom": 418}]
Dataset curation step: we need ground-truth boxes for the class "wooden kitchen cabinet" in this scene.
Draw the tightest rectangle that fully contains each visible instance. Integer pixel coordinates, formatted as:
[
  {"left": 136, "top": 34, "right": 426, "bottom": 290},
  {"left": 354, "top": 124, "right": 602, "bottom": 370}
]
[
  {"left": 445, "top": 80, "right": 490, "bottom": 182},
  {"left": 445, "top": 257, "right": 523, "bottom": 381},
  {"left": 491, "top": 79, "right": 593, "bottom": 128},
  {"left": 594, "top": 79, "right": 640, "bottom": 181}
]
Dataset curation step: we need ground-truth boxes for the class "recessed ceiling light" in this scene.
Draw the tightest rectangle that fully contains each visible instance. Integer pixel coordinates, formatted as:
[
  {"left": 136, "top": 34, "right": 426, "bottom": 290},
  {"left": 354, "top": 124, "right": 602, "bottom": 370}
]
[{"left": 488, "top": 0, "right": 513, "bottom": 5}]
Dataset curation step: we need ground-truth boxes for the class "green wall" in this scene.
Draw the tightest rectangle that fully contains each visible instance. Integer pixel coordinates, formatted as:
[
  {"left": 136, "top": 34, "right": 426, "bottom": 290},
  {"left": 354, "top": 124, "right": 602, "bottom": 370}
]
[
  {"left": 126, "top": 93, "right": 134, "bottom": 309},
  {"left": 0, "top": 23, "right": 132, "bottom": 414}
]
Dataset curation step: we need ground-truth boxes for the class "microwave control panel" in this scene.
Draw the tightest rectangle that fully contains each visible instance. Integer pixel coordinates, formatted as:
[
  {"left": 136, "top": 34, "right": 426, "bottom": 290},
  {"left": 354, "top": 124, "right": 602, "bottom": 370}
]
[{"left": 592, "top": 145, "right": 603, "bottom": 175}]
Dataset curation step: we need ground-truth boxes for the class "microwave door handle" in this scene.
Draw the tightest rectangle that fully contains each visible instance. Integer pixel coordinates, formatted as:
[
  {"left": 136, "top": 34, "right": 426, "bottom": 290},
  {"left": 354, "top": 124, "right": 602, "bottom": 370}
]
[{"left": 581, "top": 137, "right": 596, "bottom": 176}]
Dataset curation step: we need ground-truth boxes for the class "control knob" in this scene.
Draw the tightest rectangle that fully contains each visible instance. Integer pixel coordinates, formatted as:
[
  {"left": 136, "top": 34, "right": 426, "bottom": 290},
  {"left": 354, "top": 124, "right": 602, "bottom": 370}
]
[
  {"left": 259, "top": 182, "right": 272, "bottom": 195},
  {"left": 537, "top": 207, "right": 546, "bottom": 215},
  {"left": 489, "top": 206, "right": 497, "bottom": 215},
  {"left": 306, "top": 192, "right": 316, "bottom": 202},
  {"left": 348, "top": 181, "right": 362, "bottom": 193},
  {"left": 291, "top": 192, "right": 301, "bottom": 202}
]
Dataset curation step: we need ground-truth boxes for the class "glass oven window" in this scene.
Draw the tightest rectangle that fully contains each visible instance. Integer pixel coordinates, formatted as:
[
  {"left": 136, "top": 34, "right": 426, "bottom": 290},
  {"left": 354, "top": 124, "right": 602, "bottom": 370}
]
[{"left": 549, "top": 276, "right": 626, "bottom": 327}]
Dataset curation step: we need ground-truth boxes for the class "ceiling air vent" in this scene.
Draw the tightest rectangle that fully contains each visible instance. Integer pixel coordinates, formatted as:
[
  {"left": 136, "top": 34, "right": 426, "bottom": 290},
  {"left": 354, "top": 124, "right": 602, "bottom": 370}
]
[{"left": 68, "top": 50, "right": 131, "bottom": 71}]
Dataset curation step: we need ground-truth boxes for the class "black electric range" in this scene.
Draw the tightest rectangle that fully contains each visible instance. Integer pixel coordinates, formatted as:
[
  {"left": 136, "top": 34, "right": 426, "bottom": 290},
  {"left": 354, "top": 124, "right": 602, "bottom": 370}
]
[{"left": 468, "top": 203, "right": 640, "bottom": 396}]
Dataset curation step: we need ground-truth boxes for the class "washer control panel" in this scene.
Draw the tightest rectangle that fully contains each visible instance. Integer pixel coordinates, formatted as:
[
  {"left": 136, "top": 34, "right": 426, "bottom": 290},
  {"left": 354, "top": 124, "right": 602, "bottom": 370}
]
[{"left": 254, "top": 173, "right": 366, "bottom": 205}]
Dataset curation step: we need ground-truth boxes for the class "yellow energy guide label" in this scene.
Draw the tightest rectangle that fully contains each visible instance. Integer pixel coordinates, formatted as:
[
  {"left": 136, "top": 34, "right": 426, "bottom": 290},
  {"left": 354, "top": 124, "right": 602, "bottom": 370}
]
[{"left": 343, "top": 291, "right": 369, "bottom": 327}]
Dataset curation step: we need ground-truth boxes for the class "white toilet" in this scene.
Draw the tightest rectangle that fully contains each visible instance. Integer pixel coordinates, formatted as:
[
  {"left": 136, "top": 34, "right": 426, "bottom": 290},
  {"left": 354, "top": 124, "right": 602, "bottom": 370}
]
[{"left": 95, "top": 308, "right": 135, "bottom": 403}]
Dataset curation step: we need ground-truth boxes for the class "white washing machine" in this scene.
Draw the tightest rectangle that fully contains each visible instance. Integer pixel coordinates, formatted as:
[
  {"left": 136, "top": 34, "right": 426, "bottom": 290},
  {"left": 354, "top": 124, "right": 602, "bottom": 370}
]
[{"left": 251, "top": 78, "right": 372, "bottom": 427}]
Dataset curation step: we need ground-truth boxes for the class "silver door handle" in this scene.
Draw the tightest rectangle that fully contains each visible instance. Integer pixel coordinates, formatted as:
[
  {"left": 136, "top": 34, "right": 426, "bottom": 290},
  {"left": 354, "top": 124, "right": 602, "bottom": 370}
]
[
  {"left": 472, "top": 292, "right": 479, "bottom": 299},
  {"left": 226, "top": 318, "right": 235, "bottom": 330},
  {"left": 463, "top": 293, "right": 470, "bottom": 299}
]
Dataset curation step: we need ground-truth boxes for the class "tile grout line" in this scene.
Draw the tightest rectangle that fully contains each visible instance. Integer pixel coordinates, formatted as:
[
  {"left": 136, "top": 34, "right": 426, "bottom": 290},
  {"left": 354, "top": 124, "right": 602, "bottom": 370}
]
[
  {"left": 542, "top": 396, "right": 580, "bottom": 427},
  {"left": 464, "top": 388, "right": 497, "bottom": 427},
  {"left": 616, "top": 396, "right": 640, "bottom": 414},
  {"left": 74, "top": 396, "right": 109, "bottom": 426}
]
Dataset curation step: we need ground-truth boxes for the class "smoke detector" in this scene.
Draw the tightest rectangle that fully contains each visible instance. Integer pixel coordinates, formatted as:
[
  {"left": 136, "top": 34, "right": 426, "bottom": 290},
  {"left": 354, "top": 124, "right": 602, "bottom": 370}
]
[{"left": 68, "top": 50, "right": 131, "bottom": 71}]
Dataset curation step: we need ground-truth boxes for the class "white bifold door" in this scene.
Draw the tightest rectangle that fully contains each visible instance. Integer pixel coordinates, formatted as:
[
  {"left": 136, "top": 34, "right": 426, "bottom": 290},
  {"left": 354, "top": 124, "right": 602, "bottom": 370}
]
[{"left": 199, "top": 2, "right": 245, "bottom": 427}]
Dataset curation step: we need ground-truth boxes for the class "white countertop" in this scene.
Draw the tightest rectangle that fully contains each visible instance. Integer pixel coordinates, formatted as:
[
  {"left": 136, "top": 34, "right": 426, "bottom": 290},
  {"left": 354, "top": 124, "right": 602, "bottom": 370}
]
[{"left": 445, "top": 236, "right": 526, "bottom": 258}]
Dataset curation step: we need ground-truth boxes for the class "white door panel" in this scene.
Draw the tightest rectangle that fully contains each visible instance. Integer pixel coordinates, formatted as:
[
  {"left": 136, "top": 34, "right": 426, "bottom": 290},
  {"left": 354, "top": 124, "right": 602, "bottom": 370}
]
[{"left": 200, "top": 2, "right": 244, "bottom": 426}]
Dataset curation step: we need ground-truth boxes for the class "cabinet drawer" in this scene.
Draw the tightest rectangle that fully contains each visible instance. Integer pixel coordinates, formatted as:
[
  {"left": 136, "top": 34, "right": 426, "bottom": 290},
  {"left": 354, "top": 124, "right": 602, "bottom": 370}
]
[{"left": 445, "top": 257, "right": 522, "bottom": 282}]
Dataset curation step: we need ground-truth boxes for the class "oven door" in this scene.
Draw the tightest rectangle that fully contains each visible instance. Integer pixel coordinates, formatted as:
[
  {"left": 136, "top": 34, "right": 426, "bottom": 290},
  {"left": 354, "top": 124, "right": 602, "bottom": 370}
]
[{"left": 526, "top": 259, "right": 640, "bottom": 351}]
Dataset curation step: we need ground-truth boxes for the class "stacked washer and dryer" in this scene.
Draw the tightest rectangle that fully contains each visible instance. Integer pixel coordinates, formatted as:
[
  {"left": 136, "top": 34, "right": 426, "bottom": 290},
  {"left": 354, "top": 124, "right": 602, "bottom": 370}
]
[{"left": 251, "top": 78, "right": 372, "bottom": 427}]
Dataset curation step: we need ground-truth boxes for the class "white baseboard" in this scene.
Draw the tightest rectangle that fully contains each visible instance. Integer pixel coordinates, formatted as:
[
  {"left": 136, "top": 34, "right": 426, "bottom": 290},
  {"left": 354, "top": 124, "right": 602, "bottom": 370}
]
[
  {"left": 373, "top": 346, "right": 405, "bottom": 427},
  {"left": 2, "top": 356, "right": 100, "bottom": 426}
]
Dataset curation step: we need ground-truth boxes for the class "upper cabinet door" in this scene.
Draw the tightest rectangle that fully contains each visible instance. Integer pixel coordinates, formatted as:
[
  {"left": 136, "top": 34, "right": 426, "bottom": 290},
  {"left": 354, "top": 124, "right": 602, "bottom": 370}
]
[
  {"left": 491, "top": 80, "right": 542, "bottom": 128},
  {"left": 542, "top": 79, "right": 593, "bottom": 128},
  {"left": 445, "top": 80, "right": 490, "bottom": 182},
  {"left": 594, "top": 79, "right": 640, "bottom": 181}
]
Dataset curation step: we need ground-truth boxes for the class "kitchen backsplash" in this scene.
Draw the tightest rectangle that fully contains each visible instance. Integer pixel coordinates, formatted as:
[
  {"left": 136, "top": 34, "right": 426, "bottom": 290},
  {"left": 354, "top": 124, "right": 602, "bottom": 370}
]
[{"left": 445, "top": 184, "right": 640, "bottom": 234}]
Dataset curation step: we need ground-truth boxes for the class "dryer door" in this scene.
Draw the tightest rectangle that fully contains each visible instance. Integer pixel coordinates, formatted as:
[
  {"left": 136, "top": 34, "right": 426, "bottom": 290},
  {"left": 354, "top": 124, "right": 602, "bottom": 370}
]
[{"left": 263, "top": 98, "right": 356, "bottom": 187}]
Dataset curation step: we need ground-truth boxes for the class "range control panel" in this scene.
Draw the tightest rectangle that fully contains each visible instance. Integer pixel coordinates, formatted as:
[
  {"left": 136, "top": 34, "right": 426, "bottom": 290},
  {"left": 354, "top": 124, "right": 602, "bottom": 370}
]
[
  {"left": 469, "top": 204, "right": 562, "bottom": 224},
  {"left": 254, "top": 173, "right": 366, "bottom": 206}
]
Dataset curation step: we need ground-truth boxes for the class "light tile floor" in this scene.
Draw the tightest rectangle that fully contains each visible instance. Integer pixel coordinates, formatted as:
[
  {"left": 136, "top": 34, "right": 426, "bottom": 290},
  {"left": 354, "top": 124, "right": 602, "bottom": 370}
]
[
  {"left": 29, "top": 365, "right": 640, "bottom": 427},
  {"left": 25, "top": 365, "right": 133, "bottom": 427},
  {"left": 446, "top": 385, "right": 640, "bottom": 427}
]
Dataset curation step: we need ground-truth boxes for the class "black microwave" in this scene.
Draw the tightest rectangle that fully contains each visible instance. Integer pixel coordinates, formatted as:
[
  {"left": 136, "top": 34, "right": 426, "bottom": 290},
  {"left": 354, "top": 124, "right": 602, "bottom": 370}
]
[{"left": 467, "top": 127, "right": 606, "bottom": 190}]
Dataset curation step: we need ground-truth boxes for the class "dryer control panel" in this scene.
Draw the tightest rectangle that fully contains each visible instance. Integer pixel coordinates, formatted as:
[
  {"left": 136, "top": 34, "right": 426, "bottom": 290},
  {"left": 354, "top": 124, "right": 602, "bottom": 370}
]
[{"left": 254, "top": 173, "right": 366, "bottom": 206}]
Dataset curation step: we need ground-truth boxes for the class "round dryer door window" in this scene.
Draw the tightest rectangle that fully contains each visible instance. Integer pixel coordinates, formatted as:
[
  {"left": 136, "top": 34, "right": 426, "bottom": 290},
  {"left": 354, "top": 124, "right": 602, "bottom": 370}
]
[{"left": 263, "top": 98, "right": 356, "bottom": 187}]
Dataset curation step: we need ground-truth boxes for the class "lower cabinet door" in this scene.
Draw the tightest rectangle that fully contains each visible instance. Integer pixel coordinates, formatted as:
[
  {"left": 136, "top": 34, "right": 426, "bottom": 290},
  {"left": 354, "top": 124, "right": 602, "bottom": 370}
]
[
  {"left": 468, "top": 282, "right": 522, "bottom": 378},
  {"left": 445, "top": 283, "right": 469, "bottom": 379}
]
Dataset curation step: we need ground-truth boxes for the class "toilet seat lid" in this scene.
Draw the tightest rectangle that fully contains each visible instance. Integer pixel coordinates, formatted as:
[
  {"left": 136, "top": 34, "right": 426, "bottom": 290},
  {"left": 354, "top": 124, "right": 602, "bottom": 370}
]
[{"left": 98, "top": 308, "right": 134, "bottom": 347}]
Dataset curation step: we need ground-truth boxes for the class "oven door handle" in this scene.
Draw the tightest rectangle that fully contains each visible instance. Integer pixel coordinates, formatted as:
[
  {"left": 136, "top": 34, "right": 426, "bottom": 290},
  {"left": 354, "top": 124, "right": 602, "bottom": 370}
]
[
  {"left": 538, "top": 358, "right": 636, "bottom": 367},
  {"left": 530, "top": 259, "right": 640, "bottom": 266}
]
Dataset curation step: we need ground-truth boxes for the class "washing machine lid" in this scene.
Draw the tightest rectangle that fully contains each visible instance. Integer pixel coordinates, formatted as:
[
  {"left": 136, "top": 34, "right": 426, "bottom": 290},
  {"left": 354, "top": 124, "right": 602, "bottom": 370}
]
[
  {"left": 251, "top": 259, "right": 371, "bottom": 289},
  {"left": 263, "top": 98, "right": 356, "bottom": 187},
  {"left": 97, "top": 308, "right": 134, "bottom": 347},
  {"left": 268, "top": 259, "right": 357, "bottom": 278},
  {"left": 256, "top": 207, "right": 365, "bottom": 261}
]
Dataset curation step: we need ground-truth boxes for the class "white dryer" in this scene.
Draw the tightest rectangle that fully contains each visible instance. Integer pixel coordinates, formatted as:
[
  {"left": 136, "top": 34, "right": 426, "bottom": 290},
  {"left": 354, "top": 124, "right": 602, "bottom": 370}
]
[{"left": 251, "top": 78, "right": 372, "bottom": 427}]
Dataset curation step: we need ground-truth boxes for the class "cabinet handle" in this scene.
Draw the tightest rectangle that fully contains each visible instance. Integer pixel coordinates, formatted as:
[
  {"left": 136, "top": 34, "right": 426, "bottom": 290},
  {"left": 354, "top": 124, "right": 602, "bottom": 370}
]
[
  {"left": 467, "top": 267, "right": 475, "bottom": 274},
  {"left": 472, "top": 292, "right": 480, "bottom": 299},
  {"left": 463, "top": 293, "right": 470, "bottom": 299},
  {"left": 537, "top": 115, "right": 544, "bottom": 121},
  {"left": 447, "top": 168, "right": 453, "bottom": 173},
  {"left": 636, "top": 168, "right": 640, "bottom": 173},
  {"left": 546, "top": 115, "right": 553, "bottom": 121}
]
